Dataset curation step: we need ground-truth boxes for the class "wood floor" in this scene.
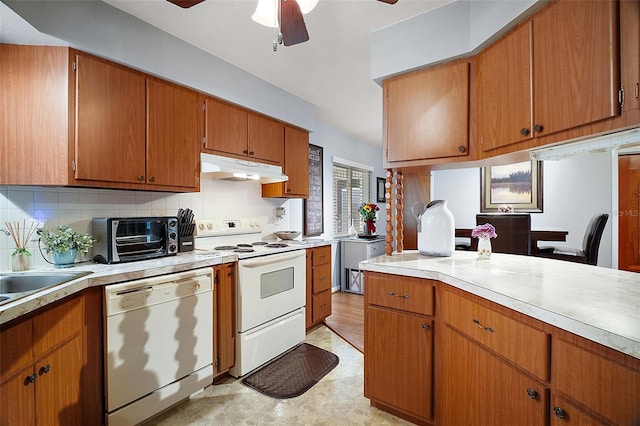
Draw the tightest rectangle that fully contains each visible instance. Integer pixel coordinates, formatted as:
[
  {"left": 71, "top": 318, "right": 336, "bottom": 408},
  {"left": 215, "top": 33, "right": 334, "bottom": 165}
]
[{"left": 323, "top": 291, "right": 365, "bottom": 353}]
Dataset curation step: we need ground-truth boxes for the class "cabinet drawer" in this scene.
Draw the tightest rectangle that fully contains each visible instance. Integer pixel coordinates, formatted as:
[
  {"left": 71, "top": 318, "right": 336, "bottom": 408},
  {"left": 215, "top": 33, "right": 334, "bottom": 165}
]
[
  {"left": 312, "top": 245, "right": 331, "bottom": 266},
  {"left": 366, "top": 273, "right": 434, "bottom": 316},
  {"left": 312, "top": 290, "right": 331, "bottom": 323},
  {"left": 367, "top": 241, "right": 386, "bottom": 259},
  {"left": 443, "top": 290, "right": 550, "bottom": 381},
  {"left": 312, "top": 263, "right": 332, "bottom": 294},
  {"left": 553, "top": 338, "right": 640, "bottom": 425}
]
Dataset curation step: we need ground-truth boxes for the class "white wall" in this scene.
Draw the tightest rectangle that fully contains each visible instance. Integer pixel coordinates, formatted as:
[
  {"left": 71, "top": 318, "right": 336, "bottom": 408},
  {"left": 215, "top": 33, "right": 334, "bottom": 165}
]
[
  {"left": 370, "top": 0, "right": 540, "bottom": 82},
  {"left": 432, "top": 152, "right": 614, "bottom": 268}
]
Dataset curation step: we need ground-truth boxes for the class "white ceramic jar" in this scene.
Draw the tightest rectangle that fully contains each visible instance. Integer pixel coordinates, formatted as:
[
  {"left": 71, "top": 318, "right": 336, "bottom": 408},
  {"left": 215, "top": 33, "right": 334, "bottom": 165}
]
[{"left": 412, "top": 200, "right": 455, "bottom": 257}]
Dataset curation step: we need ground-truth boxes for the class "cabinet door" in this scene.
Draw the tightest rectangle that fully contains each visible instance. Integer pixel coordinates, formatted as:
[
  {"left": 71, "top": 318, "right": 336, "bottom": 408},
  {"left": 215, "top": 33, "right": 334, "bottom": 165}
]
[
  {"left": 147, "top": 79, "right": 200, "bottom": 188},
  {"left": 35, "top": 336, "right": 83, "bottom": 426},
  {"left": 248, "top": 113, "right": 284, "bottom": 164},
  {"left": 0, "top": 317, "right": 33, "bottom": 382},
  {"left": 214, "top": 264, "right": 236, "bottom": 374},
  {"left": 204, "top": 97, "right": 248, "bottom": 157},
  {"left": 0, "top": 366, "right": 35, "bottom": 426},
  {"left": 0, "top": 45, "right": 70, "bottom": 185},
  {"left": 365, "top": 306, "right": 433, "bottom": 421},
  {"left": 620, "top": 0, "right": 640, "bottom": 113},
  {"left": 74, "top": 53, "right": 146, "bottom": 184},
  {"left": 311, "top": 290, "right": 331, "bottom": 324},
  {"left": 31, "top": 295, "right": 83, "bottom": 360},
  {"left": 442, "top": 327, "right": 548, "bottom": 425},
  {"left": 283, "top": 126, "right": 309, "bottom": 197},
  {"left": 532, "top": 0, "right": 618, "bottom": 136},
  {"left": 478, "top": 22, "right": 533, "bottom": 151},
  {"left": 385, "top": 61, "right": 469, "bottom": 162},
  {"left": 550, "top": 395, "right": 604, "bottom": 426}
]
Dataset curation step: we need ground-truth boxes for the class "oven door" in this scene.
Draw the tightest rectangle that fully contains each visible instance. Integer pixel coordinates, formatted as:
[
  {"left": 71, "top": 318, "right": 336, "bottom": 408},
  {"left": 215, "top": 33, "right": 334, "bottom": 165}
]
[{"left": 237, "top": 249, "right": 306, "bottom": 332}]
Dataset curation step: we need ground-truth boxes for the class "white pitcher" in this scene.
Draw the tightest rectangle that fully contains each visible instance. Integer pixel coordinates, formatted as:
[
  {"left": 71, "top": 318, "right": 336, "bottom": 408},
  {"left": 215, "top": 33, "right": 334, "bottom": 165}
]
[{"left": 411, "top": 200, "right": 455, "bottom": 256}]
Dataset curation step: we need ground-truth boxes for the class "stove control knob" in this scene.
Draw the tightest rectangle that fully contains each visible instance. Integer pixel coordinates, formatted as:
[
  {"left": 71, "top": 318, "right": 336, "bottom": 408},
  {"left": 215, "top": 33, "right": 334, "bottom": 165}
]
[
  {"left": 198, "top": 223, "right": 204, "bottom": 230},
  {"left": 207, "top": 223, "right": 213, "bottom": 230}
]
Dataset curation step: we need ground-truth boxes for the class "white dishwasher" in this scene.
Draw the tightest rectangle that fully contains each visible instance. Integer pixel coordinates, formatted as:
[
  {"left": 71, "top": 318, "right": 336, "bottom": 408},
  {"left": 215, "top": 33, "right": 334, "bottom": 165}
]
[{"left": 104, "top": 267, "right": 214, "bottom": 426}]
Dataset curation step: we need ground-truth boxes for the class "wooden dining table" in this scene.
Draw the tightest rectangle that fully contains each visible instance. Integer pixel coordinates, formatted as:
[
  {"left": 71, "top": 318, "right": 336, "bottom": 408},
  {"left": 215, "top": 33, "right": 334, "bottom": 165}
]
[{"left": 455, "top": 228, "right": 569, "bottom": 255}]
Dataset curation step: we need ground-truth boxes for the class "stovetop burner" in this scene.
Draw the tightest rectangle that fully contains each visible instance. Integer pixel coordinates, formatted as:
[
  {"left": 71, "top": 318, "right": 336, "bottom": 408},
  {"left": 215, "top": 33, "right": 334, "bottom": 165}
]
[
  {"left": 234, "top": 248, "right": 255, "bottom": 253},
  {"left": 252, "top": 242, "right": 268, "bottom": 246},
  {"left": 237, "top": 243, "right": 253, "bottom": 248},
  {"left": 266, "top": 243, "right": 289, "bottom": 248},
  {"left": 215, "top": 245, "right": 238, "bottom": 251}
]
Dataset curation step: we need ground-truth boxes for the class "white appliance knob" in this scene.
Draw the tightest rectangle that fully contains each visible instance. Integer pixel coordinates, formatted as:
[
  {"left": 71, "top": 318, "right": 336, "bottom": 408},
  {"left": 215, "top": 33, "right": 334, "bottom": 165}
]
[
  {"left": 198, "top": 223, "right": 204, "bottom": 230},
  {"left": 207, "top": 223, "right": 213, "bottom": 230}
]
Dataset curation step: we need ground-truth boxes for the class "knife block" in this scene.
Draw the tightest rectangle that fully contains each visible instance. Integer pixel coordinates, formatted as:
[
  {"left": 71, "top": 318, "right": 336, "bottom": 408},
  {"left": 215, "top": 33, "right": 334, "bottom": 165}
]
[{"left": 178, "top": 235, "right": 194, "bottom": 252}]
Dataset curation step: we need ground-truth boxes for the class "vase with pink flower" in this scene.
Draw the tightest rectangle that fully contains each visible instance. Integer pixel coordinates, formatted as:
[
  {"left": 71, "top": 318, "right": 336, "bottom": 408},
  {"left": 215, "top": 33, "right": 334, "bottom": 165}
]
[{"left": 471, "top": 223, "right": 497, "bottom": 260}]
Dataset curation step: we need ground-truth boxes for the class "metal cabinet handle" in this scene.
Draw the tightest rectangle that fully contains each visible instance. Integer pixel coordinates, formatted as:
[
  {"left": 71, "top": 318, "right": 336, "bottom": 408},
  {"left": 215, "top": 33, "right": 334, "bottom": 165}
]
[
  {"left": 472, "top": 318, "right": 495, "bottom": 332},
  {"left": 149, "top": 176, "right": 155, "bottom": 182},
  {"left": 39, "top": 364, "right": 51, "bottom": 375},
  {"left": 533, "top": 124, "right": 544, "bottom": 133},
  {"left": 24, "top": 374, "right": 37, "bottom": 385},
  {"left": 137, "top": 175, "right": 145, "bottom": 181},
  {"left": 243, "top": 149, "right": 249, "bottom": 154},
  {"left": 249, "top": 151, "right": 255, "bottom": 155},
  {"left": 526, "top": 388, "right": 537, "bottom": 399},
  {"left": 422, "top": 323, "right": 429, "bottom": 330},
  {"left": 553, "top": 407, "right": 566, "bottom": 419},
  {"left": 520, "top": 128, "right": 530, "bottom": 136},
  {"left": 458, "top": 145, "right": 466, "bottom": 153}
]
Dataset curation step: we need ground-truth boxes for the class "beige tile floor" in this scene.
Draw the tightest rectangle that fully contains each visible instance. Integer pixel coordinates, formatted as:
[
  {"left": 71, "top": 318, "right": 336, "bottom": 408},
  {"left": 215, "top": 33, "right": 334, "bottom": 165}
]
[{"left": 145, "top": 325, "right": 410, "bottom": 425}]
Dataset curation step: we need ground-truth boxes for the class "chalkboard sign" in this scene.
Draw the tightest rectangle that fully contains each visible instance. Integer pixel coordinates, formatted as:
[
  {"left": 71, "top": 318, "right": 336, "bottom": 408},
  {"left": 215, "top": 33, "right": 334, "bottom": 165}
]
[{"left": 304, "top": 144, "right": 323, "bottom": 236}]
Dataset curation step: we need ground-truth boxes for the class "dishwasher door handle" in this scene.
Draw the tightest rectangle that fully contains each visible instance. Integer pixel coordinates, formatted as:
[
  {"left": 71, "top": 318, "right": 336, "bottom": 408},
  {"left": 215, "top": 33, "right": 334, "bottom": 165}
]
[{"left": 115, "top": 285, "right": 153, "bottom": 296}]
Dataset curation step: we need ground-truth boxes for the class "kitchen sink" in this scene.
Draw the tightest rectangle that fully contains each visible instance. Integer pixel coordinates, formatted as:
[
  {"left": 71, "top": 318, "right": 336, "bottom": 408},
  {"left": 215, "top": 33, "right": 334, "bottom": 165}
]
[{"left": 0, "top": 271, "right": 92, "bottom": 305}]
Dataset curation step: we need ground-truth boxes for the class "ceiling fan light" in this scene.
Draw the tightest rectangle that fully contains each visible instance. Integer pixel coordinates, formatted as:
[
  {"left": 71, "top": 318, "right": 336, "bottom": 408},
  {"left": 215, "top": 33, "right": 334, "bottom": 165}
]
[
  {"left": 252, "top": 0, "right": 278, "bottom": 28},
  {"left": 298, "top": 0, "right": 319, "bottom": 14}
]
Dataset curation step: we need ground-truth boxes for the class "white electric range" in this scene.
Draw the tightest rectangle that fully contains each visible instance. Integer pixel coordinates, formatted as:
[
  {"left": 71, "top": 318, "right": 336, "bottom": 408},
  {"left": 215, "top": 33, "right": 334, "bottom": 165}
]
[{"left": 195, "top": 218, "right": 306, "bottom": 377}]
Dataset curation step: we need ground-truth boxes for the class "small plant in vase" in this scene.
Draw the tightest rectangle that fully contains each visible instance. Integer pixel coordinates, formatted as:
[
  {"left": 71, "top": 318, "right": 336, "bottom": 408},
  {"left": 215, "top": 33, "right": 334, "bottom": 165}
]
[
  {"left": 40, "top": 225, "right": 95, "bottom": 268},
  {"left": 471, "top": 223, "right": 497, "bottom": 260}
]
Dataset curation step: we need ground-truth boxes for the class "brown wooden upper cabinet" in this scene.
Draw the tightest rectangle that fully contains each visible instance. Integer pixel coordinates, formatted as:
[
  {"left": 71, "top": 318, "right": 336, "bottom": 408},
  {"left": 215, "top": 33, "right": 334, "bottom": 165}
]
[
  {"left": 262, "top": 126, "right": 310, "bottom": 198},
  {"left": 384, "top": 60, "right": 470, "bottom": 163},
  {"left": 620, "top": 0, "right": 639, "bottom": 113},
  {"left": 478, "top": 0, "right": 620, "bottom": 153},
  {"left": 0, "top": 45, "right": 200, "bottom": 192},
  {"left": 204, "top": 97, "right": 284, "bottom": 165},
  {"left": 75, "top": 56, "right": 200, "bottom": 189}
]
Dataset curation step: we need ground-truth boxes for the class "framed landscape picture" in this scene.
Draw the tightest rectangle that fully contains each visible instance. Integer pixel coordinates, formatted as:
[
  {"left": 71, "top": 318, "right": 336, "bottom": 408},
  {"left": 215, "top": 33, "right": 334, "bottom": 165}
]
[{"left": 480, "top": 160, "right": 543, "bottom": 213}]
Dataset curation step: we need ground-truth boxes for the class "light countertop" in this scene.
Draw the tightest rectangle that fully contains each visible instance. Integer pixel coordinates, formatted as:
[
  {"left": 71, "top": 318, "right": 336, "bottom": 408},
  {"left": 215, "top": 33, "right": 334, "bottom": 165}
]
[
  {"left": 360, "top": 250, "right": 640, "bottom": 360},
  {"left": 0, "top": 239, "right": 334, "bottom": 326}
]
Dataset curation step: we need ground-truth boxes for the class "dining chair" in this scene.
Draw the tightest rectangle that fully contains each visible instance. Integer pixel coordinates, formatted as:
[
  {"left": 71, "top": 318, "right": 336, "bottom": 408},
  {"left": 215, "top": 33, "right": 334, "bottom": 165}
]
[
  {"left": 476, "top": 214, "right": 532, "bottom": 255},
  {"left": 536, "top": 213, "right": 609, "bottom": 266}
]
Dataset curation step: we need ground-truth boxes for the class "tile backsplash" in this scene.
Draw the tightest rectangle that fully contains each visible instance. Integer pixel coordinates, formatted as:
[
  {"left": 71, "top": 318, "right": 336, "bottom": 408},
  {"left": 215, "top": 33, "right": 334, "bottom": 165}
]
[{"left": 0, "top": 178, "right": 294, "bottom": 272}]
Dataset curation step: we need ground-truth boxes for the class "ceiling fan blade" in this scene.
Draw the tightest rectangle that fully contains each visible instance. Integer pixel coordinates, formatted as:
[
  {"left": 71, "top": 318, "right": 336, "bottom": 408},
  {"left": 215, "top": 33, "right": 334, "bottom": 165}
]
[
  {"left": 377, "top": 0, "right": 399, "bottom": 4},
  {"left": 166, "top": 0, "right": 206, "bottom": 9},
  {"left": 279, "top": 0, "right": 309, "bottom": 46}
]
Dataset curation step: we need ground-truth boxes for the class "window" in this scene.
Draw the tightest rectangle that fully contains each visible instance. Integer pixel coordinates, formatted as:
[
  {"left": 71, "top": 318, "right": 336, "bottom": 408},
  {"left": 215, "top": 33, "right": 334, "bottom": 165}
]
[{"left": 333, "top": 163, "right": 371, "bottom": 235}]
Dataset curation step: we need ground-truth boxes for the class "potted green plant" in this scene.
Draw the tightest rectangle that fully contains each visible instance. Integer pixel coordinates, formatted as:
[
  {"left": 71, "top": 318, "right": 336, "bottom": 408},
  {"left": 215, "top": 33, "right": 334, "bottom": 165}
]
[{"left": 40, "top": 225, "right": 95, "bottom": 268}]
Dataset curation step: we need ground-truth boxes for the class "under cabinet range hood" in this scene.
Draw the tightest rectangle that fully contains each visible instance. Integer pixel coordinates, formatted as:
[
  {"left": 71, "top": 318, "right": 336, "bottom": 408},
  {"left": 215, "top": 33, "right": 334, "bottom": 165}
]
[{"left": 200, "top": 153, "right": 288, "bottom": 183}]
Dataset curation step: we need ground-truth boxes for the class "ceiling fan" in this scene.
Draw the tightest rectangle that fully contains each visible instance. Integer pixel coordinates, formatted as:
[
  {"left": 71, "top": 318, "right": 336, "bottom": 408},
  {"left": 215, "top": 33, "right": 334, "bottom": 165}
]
[{"left": 167, "top": 0, "right": 398, "bottom": 48}]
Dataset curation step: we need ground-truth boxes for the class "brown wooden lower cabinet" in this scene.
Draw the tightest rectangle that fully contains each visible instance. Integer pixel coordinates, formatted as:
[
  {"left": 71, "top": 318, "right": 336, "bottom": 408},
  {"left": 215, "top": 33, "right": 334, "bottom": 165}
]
[
  {"left": 306, "top": 245, "right": 332, "bottom": 329},
  {"left": 442, "top": 326, "right": 548, "bottom": 425},
  {"left": 364, "top": 271, "right": 640, "bottom": 426},
  {"left": 0, "top": 289, "right": 103, "bottom": 426},
  {"left": 213, "top": 263, "right": 236, "bottom": 379}
]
